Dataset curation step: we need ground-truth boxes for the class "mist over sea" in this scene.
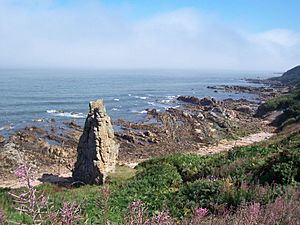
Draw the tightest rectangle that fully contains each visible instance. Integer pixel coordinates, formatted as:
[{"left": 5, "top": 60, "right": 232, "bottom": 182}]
[{"left": 0, "top": 69, "right": 273, "bottom": 136}]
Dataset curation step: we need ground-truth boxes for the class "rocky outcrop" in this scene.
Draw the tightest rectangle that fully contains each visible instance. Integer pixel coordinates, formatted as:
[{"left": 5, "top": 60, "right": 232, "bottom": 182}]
[
  {"left": 0, "top": 135, "right": 5, "bottom": 144},
  {"left": 236, "top": 105, "right": 253, "bottom": 114},
  {"left": 0, "top": 143, "right": 23, "bottom": 173},
  {"left": 269, "top": 65, "right": 300, "bottom": 86},
  {"left": 72, "top": 100, "right": 119, "bottom": 185},
  {"left": 177, "top": 96, "right": 217, "bottom": 106}
]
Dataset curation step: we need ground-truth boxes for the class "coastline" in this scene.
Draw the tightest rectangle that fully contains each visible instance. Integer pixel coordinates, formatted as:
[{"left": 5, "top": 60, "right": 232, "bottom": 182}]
[{"left": 0, "top": 79, "right": 284, "bottom": 188}]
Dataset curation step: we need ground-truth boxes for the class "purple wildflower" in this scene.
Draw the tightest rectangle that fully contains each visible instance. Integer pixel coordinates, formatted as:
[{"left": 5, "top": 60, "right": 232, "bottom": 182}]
[
  {"left": 194, "top": 207, "right": 208, "bottom": 218},
  {"left": 60, "top": 202, "right": 81, "bottom": 225},
  {"left": 14, "top": 164, "right": 27, "bottom": 179},
  {"left": 0, "top": 209, "right": 7, "bottom": 225}
]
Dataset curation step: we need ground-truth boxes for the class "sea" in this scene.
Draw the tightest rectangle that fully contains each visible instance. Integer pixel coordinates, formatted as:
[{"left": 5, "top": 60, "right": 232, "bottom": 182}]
[{"left": 0, "top": 69, "right": 274, "bottom": 136}]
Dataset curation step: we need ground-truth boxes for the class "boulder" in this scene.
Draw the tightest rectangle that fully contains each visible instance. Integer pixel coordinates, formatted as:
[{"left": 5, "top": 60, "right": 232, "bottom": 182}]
[
  {"left": 200, "top": 97, "right": 217, "bottom": 106},
  {"left": 212, "top": 106, "right": 226, "bottom": 116},
  {"left": 143, "top": 130, "right": 154, "bottom": 137},
  {"left": 177, "top": 96, "right": 201, "bottom": 105},
  {"left": 0, "top": 135, "right": 5, "bottom": 144},
  {"left": 72, "top": 100, "right": 119, "bottom": 185},
  {"left": 0, "top": 143, "right": 23, "bottom": 172},
  {"left": 196, "top": 112, "right": 205, "bottom": 120},
  {"left": 236, "top": 105, "right": 253, "bottom": 114},
  {"left": 146, "top": 109, "right": 159, "bottom": 116},
  {"left": 119, "top": 133, "right": 136, "bottom": 143},
  {"left": 177, "top": 96, "right": 217, "bottom": 106}
]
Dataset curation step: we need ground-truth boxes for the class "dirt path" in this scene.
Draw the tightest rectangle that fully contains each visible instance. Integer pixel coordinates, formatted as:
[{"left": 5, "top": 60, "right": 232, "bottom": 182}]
[
  {"left": 0, "top": 132, "right": 274, "bottom": 189},
  {"left": 0, "top": 169, "right": 72, "bottom": 189},
  {"left": 194, "top": 132, "right": 274, "bottom": 155},
  {"left": 123, "top": 131, "right": 275, "bottom": 168}
]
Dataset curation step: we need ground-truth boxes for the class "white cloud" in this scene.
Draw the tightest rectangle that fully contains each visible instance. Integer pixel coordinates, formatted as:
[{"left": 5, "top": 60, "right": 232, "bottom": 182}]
[{"left": 0, "top": 1, "right": 299, "bottom": 70}]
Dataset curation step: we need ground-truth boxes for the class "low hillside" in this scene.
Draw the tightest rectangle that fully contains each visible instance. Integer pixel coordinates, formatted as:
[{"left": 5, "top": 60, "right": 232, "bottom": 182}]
[
  {"left": 256, "top": 84, "right": 300, "bottom": 128},
  {"left": 1, "top": 125, "right": 300, "bottom": 224},
  {"left": 269, "top": 65, "right": 300, "bottom": 86}
]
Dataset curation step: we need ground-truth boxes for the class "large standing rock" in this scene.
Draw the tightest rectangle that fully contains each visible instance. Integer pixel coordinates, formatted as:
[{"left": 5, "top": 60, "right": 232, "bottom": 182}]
[{"left": 72, "top": 100, "right": 119, "bottom": 185}]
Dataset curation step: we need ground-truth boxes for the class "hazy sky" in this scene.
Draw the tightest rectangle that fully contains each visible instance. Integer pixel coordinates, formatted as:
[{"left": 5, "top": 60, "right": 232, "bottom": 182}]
[{"left": 0, "top": 0, "right": 300, "bottom": 70}]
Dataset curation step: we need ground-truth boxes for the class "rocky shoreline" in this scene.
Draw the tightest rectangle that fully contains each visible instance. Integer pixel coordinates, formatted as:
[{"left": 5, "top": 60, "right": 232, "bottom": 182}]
[{"left": 0, "top": 80, "right": 286, "bottom": 187}]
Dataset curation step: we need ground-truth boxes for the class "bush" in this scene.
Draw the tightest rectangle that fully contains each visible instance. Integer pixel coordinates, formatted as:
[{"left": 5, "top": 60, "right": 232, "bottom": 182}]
[
  {"left": 257, "top": 85, "right": 300, "bottom": 127},
  {"left": 254, "top": 149, "right": 300, "bottom": 184},
  {"left": 139, "top": 154, "right": 228, "bottom": 182},
  {"left": 170, "top": 179, "right": 223, "bottom": 218},
  {"left": 109, "top": 163, "right": 182, "bottom": 219}
]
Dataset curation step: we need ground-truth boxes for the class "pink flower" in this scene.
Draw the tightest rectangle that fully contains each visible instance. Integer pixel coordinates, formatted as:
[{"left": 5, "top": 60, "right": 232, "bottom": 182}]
[
  {"left": 194, "top": 207, "right": 208, "bottom": 218},
  {"left": 14, "top": 165, "right": 27, "bottom": 179},
  {"left": 248, "top": 202, "right": 260, "bottom": 222},
  {"left": 60, "top": 202, "right": 80, "bottom": 225},
  {"left": 0, "top": 209, "right": 7, "bottom": 224}
]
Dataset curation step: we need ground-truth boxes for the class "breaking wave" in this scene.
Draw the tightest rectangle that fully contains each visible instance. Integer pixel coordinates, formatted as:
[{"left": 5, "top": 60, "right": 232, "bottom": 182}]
[
  {"left": 0, "top": 124, "right": 14, "bottom": 131},
  {"left": 46, "top": 110, "right": 85, "bottom": 118},
  {"left": 134, "top": 96, "right": 148, "bottom": 100}
]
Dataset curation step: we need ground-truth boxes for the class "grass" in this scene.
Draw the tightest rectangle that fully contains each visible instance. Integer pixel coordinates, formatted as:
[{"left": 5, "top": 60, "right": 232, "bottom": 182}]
[
  {"left": 257, "top": 84, "right": 300, "bottom": 128},
  {"left": 1, "top": 119, "right": 300, "bottom": 224},
  {"left": 107, "top": 165, "right": 136, "bottom": 183}
]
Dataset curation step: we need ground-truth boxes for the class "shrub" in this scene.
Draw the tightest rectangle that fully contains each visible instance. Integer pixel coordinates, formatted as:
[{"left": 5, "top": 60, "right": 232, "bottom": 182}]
[
  {"left": 139, "top": 154, "right": 228, "bottom": 182},
  {"left": 109, "top": 163, "right": 182, "bottom": 219},
  {"left": 257, "top": 85, "right": 300, "bottom": 127},
  {"left": 254, "top": 149, "right": 300, "bottom": 184},
  {"left": 170, "top": 179, "right": 223, "bottom": 218}
]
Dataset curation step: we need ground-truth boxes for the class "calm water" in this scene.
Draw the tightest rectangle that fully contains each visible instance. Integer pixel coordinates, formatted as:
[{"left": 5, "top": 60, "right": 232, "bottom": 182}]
[{"left": 0, "top": 69, "right": 272, "bottom": 135}]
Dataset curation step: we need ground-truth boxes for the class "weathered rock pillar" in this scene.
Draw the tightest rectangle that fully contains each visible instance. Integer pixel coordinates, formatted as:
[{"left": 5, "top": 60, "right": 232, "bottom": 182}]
[{"left": 72, "top": 99, "right": 119, "bottom": 185}]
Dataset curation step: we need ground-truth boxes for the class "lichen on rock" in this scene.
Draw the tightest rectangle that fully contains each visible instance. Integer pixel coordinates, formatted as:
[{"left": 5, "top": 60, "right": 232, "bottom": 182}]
[{"left": 72, "top": 99, "right": 119, "bottom": 185}]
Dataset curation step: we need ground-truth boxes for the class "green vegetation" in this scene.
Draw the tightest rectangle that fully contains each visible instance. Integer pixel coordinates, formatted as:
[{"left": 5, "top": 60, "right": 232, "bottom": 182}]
[
  {"left": 257, "top": 84, "right": 300, "bottom": 127},
  {"left": 2, "top": 77, "right": 300, "bottom": 223},
  {"left": 270, "top": 65, "right": 300, "bottom": 85},
  {"left": 1, "top": 128, "right": 300, "bottom": 224}
]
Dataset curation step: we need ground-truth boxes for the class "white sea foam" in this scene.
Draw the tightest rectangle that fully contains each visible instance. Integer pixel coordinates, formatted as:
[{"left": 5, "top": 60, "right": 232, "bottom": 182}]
[
  {"left": 32, "top": 119, "right": 44, "bottom": 122},
  {"left": 134, "top": 96, "right": 148, "bottom": 100},
  {"left": 114, "top": 98, "right": 120, "bottom": 101},
  {"left": 147, "top": 102, "right": 156, "bottom": 106},
  {"left": 160, "top": 99, "right": 172, "bottom": 104},
  {"left": 166, "top": 95, "right": 177, "bottom": 99},
  {"left": 164, "top": 105, "right": 180, "bottom": 110},
  {"left": 131, "top": 110, "right": 147, "bottom": 114},
  {"left": 46, "top": 109, "right": 57, "bottom": 114},
  {"left": 46, "top": 109, "right": 85, "bottom": 118},
  {"left": 112, "top": 108, "right": 120, "bottom": 111},
  {"left": 0, "top": 124, "right": 14, "bottom": 131}
]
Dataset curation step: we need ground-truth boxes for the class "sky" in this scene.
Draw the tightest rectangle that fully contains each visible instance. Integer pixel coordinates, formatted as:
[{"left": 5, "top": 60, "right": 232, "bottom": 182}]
[{"left": 0, "top": 0, "right": 300, "bottom": 71}]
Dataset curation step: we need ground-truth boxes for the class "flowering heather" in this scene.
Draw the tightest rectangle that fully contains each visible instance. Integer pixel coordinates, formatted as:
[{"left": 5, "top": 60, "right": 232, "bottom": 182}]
[
  {"left": 96, "top": 186, "right": 111, "bottom": 225},
  {"left": 123, "top": 199, "right": 146, "bottom": 225},
  {"left": 235, "top": 202, "right": 261, "bottom": 225},
  {"left": 59, "top": 202, "right": 81, "bottom": 225},
  {"left": 122, "top": 200, "right": 174, "bottom": 225},
  {"left": 5, "top": 163, "right": 300, "bottom": 225},
  {"left": 9, "top": 164, "right": 49, "bottom": 224},
  {"left": 14, "top": 164, "right": 27, "bottom": 179},
  {"left": 0, "top": 209, "right": 7, "bottom": 225},
  {"left": 14, "top": 164, "right": 34, "bottom": 188},
  {"left": 144, "top": 210, "right": 173, "bottom": 225},
  {"left": 194, "top": 207, "right": 208, "bottom": 218}
]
